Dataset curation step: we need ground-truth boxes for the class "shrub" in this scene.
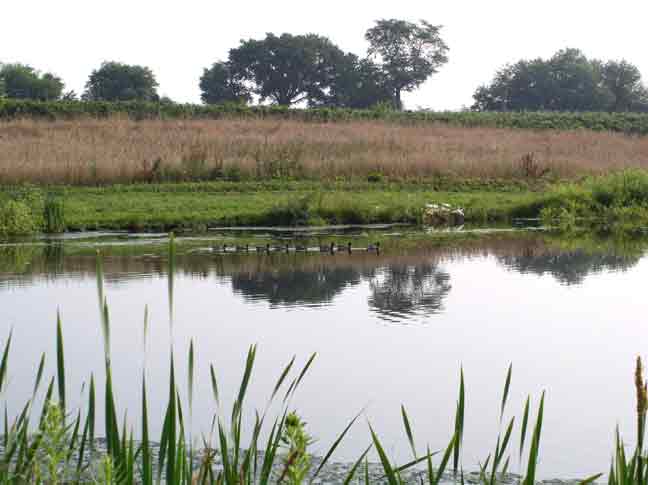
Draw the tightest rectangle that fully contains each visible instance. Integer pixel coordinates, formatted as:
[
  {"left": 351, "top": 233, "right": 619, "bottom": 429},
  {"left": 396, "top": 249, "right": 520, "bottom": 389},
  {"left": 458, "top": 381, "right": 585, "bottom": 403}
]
[{"left": 0, "top": 200, "right": 38, "bottom": 237}]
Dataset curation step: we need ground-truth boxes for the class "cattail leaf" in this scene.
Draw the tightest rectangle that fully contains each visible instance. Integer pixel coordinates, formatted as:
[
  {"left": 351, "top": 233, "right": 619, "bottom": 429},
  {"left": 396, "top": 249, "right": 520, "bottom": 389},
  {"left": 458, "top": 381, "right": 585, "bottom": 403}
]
[
  {"left": 401, "top": 404, "right": 417, "bottom": 459},
  {"left": 501, "top": 364, "right": 512, "bottom": 422}
]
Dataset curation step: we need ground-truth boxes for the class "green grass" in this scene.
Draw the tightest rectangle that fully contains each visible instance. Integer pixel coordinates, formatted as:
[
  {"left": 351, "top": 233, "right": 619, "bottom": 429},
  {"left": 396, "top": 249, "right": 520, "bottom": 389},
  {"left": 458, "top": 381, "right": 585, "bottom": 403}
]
[
  {"left": 0, "top": 181, "right": 543, "bottom": 233},
  {"left": 3, "top": 170, "right": 648, "bottom": 235}
]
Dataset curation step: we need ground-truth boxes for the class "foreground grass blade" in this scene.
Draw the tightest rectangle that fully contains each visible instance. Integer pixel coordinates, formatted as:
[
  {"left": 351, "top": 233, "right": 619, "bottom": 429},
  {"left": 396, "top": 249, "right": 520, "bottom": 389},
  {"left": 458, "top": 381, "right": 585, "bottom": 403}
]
[
  {"left": 580, "top": 473, "right": 604, "bottom": 485},
  {"left": 501, "top": 364, "right": 512, "bottom": 422},
  {"left": 56, "top": 311, "right": 66, "bottom": 417},
  {"left": 519, "top": 395, "right": 531, "bottom": 461},
  {"left": 523, "top": 391, "right": 545, "bottom": 485},
  {"left": 312, "top": 409, "right": 364, "bottom": 481},
  {"left": 0, "top": 330, "right": 12, "bottom": 394},
  {"left": 401, "top": 404, "right": 417, "bottom": 459},
  {"left": 342, "top": 444, "right": 372, "bottom": 485},
  {"left": 454, "top": 367, "right": 465, "bottom": 474},
  {"left": 369, "top": 424, "right": 398, "bottom": 485}
]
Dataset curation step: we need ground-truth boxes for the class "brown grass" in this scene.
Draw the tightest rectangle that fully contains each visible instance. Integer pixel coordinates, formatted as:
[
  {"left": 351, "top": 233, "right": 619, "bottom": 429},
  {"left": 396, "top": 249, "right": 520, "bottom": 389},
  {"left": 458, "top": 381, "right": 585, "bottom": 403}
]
[{"left": 1, "top": 117, "right": 648, "bottom": 185}]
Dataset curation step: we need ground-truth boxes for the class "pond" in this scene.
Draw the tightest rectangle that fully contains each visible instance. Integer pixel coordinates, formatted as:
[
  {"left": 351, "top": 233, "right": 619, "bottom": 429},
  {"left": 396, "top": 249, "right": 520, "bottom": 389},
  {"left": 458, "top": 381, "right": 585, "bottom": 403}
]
[{"left": 0, "top": 228, "right": 646, "bottom": 479}]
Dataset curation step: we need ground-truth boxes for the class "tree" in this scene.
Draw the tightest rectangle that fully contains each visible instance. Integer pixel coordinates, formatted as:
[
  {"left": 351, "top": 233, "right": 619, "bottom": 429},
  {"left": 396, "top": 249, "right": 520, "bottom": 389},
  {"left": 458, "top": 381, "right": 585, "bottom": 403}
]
[
  {"left": 228, "top": 33, "right": 347, "bottom": 106},
  {"left": 365, "top": 19, "right": 449, "bottom": 109},
  {"left": 310, "top": 55, "right": 393, "bottom": 109},
  {"left": 84, "top": 61, "right": 158, "bottom": 101},
  {"left": 0, "top": 63, "right": 64, "bottom": 100},
  {"left": 473, "top": 49, "right": 648, "bottom": 112},
  {"left": 199, "top": 62, "right": 250, "bottom": 105},
  {"left": 601, "top": 60, "right": 648, "bottom": 112}
]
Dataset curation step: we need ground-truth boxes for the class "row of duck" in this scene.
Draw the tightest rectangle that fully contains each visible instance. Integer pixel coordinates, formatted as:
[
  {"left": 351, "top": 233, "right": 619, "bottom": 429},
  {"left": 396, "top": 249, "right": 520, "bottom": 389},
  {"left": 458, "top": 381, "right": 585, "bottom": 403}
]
[{"left": 203, "top": 241, "right": 381, "bottom": 254}]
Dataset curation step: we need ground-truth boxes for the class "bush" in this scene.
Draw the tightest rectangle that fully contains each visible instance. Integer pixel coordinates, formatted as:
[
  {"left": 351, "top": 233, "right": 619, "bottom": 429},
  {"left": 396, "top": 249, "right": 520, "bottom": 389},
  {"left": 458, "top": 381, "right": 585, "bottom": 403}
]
[
  {"left": 589, "top": 170, "right": 648, "bottom": 207},
  {"left": 0, "top": 200, "right": 38, "bottom": 237}
]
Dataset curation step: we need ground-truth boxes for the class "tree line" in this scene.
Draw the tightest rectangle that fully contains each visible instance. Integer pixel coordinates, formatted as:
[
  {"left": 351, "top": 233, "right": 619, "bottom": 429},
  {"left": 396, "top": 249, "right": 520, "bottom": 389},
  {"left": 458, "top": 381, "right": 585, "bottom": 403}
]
[{"left": 1, "top": 19, "right": 647, "bottom": 112}]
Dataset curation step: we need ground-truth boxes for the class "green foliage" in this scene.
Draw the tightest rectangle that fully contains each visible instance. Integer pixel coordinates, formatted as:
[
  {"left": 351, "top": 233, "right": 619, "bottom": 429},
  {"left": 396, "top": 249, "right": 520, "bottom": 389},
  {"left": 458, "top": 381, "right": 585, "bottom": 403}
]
[
  {"left": 44, "top": 196, "right": 66, "bottom": 233},
  {"left": 366, "top": 19, "right": 449, "bottom": 109},
  {"left": 199, "top": 62, "right": 250, "bottom": 105},
  {"left": 279, "top": 413, "right": 313, "bottom": 485},
  {"left": 0, "top": 63, "right": 64, "bottom": 100},
  {"left": 0, "top": 200, "right": 38, "bottom": 237},
  {"left": 228, "top": 33, "right": 348, "bottom": 106},
  {"left": 84, "top": 61, "right": 159, "bottom": 102},
  {"left": 474, "top": 49, "right": 648, "bottom": 112}
]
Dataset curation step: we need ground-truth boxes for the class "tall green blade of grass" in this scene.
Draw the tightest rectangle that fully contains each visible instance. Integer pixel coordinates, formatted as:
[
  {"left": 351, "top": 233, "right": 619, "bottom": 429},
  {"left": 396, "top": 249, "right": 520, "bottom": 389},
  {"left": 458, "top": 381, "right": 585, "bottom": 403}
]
[
  {"left": 454, "top": 367, "right": 465, "bottom": 475},
  {"left": 429, "top": 434, "right": 457, "bottom": 485},
  {"left": 209, "top": 363, "right": 220, "bottom": 408},
  {"left": 56, "top": 310, "right": 66, "bottom": 417},
  {"left": 270, "top": 355, "right": 295, "bottom": 401},
  {"left": 32, "top": 352, "right": 45, "bottom": 399},
  {"left": 311, "top": 409, "right": 364, "bottom": 482},
  {"left": 501, "top": 364, "right": 512, "bottom": 422},
  {"left": 369, "top": 424, "right": 398, "bottom": 485},
  {"left": 188, "top": 339, "right": 194, "bottom": 422},
  {"left": 523, "top": 391, "right": 545, "bottom": 485},
  {"left": 0, "top": 330, "right": 12, "bottom": 394},
  {"left": 519, "top": 395, "right": 531, "bottom": 462},
  {"left": 342, "top": 444, "right": 372, "bottom": 485},
  {"left": 165, "top": 353, "right": 177, "bottom": 485},
  {"left": 141, "top": 375, "right": 152, "bottom": 485},
  {"left": 168, "top": 233, "right": 175, "bottom": 333},
  {"left": 401, "top": 404, "right": 417, "bottom": 459}
]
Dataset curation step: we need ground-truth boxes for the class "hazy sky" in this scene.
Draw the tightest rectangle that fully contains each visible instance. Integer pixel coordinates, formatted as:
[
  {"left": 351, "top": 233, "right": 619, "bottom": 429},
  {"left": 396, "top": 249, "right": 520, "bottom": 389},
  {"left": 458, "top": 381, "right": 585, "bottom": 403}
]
[{"left": 3, "top": 0, "right": 647, "bottom": 110}]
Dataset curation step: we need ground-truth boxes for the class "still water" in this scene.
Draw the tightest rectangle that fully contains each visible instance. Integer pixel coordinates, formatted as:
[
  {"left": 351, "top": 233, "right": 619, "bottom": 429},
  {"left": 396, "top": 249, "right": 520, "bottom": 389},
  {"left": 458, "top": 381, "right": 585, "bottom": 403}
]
[{"left": 0, "top": 229, "right": 646, "bottom": 478}]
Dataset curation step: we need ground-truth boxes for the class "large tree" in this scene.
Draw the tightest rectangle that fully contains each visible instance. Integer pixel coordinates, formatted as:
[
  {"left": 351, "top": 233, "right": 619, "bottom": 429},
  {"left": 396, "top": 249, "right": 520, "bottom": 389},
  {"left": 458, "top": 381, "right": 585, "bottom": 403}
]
[
  {"left": 0, "top": 63, "right": 64, "bottom": 100},
  {"left": 600, "top": 60, "right": 648, "bottom": 112},
  {"left": 228, "top": 33, "right": 347, "bottom": 106},
  {"left": 365, "top": 19, "right": 449, "bottom": 109},
  {"left": 473, "top": 49, "right": 647, "bottom": 112},
  {"left": 310, "top": 54, "right": 393, "bottom": 109},
  {"left": 199, "top": 61, "right": 250, "bottom": 105},
  {"left": 84, "top": 61, "right": 158, "bottom": 101}
]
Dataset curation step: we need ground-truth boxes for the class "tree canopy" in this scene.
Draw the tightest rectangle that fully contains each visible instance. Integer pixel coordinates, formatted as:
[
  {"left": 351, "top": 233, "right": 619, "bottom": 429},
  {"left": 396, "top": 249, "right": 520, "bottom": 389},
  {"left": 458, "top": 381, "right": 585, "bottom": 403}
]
[
  {"left": 365, "top": 19, "right": 449, "bottom": 109},
  {"left": 227, "top": 33, "right": 348, "bottom": 106},
  {"left": 84, "top": 61, "right": 159, "bottom": 102},
  {"left": 0, "top": 63, "right": 64, "bottom": 100},
  {"left": 473, "top": 49, "right": 648, "bottom": 112},
  {"left": 199, "top": 62, "right": 250, "bottom": 105}
]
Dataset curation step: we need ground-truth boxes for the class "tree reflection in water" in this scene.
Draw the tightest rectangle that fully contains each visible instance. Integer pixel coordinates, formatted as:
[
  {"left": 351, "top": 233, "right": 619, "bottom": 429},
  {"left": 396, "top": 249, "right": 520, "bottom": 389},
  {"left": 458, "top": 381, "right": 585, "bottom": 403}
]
[
  {"left": 368, "top": 263, "right": 452, "bottom": 322},
  {"left": 230, "top": 266, "right": 363, "bottom": 306}
]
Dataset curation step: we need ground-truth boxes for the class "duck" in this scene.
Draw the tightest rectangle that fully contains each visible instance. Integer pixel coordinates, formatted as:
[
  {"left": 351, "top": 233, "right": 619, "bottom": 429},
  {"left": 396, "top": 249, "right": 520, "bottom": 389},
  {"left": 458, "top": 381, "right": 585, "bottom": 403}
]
[
  {"left": 367, "top": 242, "right": 381, "bottom": 253},
  {"left": 320, "top": 242, "right": 335, "bottom": 253},
  {"left": 255, "top": 243, "right": 270, "bottom": 253}
]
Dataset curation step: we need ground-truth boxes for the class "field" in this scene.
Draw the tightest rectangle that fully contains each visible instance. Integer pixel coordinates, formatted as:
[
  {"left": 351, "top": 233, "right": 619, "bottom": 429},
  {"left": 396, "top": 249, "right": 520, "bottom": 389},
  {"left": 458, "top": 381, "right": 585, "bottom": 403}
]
[{"left": 2, "top": 117, "right": 648, "bottom": 185}]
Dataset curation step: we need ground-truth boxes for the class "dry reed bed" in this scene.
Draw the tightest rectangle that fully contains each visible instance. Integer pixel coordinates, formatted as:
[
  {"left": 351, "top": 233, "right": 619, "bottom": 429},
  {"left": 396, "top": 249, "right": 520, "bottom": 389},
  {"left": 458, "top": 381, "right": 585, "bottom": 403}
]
[{"left": 2, "top": 118, "right": 648, "bottom": 184}]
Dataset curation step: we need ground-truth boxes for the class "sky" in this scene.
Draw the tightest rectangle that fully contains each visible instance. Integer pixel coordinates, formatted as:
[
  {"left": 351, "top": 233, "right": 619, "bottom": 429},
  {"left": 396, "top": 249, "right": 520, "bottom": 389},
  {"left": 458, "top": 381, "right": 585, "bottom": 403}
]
[{"left": 2, "top": 0, "right": 647, "bottom": 110}]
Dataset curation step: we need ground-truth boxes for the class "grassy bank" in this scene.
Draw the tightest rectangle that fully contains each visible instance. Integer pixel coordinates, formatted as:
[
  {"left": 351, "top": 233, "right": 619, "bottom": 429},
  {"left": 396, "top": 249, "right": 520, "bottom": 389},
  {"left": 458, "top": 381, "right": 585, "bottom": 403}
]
[
  {"left": 0, "top": 181, "right": 543, "bottom": 233},
  {"left": 3, "top": 170, "right": 648, "bottom": 234}
]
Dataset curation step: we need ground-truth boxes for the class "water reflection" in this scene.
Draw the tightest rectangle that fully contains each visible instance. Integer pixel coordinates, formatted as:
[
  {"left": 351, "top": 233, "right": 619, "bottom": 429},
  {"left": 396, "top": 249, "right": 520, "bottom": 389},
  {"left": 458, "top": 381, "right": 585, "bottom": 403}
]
[
  {"left": 369, "top": 263, "right": 451, "bottom": 321},
  {"left": 498, "top": 248, "right": 641, "bottom": 285},
  {"left": 0, "top": 232, "right": 647, "bottom": 321}
]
